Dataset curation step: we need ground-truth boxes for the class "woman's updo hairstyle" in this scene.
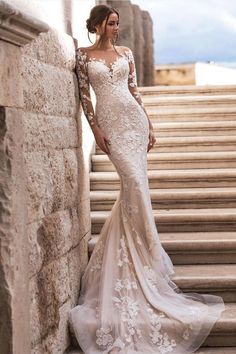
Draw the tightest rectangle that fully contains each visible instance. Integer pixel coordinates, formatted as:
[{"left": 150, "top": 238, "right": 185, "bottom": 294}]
[{"left": 86, "top": 4, "right": 119, "bottom": 44}]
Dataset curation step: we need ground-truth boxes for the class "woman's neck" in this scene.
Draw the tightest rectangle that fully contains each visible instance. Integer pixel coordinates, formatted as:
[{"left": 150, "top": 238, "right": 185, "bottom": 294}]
[{"left": 93, "top": 37, "right": 113, "bottom": 51}]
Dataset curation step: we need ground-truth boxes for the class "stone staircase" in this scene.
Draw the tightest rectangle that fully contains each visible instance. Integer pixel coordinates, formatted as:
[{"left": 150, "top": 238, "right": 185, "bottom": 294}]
[{"left": 66, "top": 85, "right": 236, "bottom": 354}]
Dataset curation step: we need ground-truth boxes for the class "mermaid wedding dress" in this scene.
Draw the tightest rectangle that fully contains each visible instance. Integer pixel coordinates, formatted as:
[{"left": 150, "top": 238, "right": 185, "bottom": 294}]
[{"left": 69, "top": 46, "right": 225, "bottom": 354}]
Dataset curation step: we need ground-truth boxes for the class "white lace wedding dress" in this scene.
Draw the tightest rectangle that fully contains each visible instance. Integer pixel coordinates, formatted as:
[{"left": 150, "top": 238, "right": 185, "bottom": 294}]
[{"left": 69, "top": 46, "right": 225, "bottom": 354}]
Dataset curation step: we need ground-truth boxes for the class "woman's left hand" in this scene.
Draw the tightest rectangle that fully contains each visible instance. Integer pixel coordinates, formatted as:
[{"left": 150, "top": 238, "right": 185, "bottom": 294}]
[{"left": 147, "top": 129, "right": 156, "bottom": 152}]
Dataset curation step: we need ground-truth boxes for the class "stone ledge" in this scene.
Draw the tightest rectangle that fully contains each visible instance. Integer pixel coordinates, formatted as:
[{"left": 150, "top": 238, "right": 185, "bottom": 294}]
[
  {"left": 139, "top": 84, "right": 236, "bottom": 96},
  {"left": 0, "top": 0, "right": 49, "bottom": 46}
]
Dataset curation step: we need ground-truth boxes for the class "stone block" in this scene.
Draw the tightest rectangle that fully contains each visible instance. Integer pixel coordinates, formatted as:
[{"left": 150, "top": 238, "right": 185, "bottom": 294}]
[
  {"left": 0, "top": 40, "right": 23, "bottom": 107},
  {"left": 28, "top": 220, "right": 44, "bottom": 278},
  {"left": 78, "top": 198, "right": 91, "bottom": 240},
  {"left": 37, "top": 210, "right": 73, "bottom": 265},
  {"left": 31, "top": 300, "right": 71, "bottom": 354},
  {"left": 68, "top": 238, "right": 88, "bottom": 306},
  {"left": 22, "top": 29, "right": 76, "bottom": 70},
  {"left": 22, "top": 56, "right": 77, "bottom": 117},
  {"left": 23, "top": 112, "right": 79, "bottom": 152},
  {"left": 0, "top": 107, "right": 30, "bottom": 353},
  {"left": 63, "top": 149, "right": 79, "bottom": 209},
  {"left": 25, "top": 150, "right": 65, "bottom": 223},
  {"left": 30, "top": 255, "right": 71, "bottom": 343}
]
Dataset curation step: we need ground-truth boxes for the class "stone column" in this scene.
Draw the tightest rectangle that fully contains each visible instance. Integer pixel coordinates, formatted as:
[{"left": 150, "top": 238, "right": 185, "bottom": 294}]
[
  {"left": 142, "top": 10, "right": 155, "bottom": 86},
  {"left": 132, "top": 4, "right": 144, "bottom": 86},
  {"left": 0, "top": 2, "right": 49, "bottom": 353}
]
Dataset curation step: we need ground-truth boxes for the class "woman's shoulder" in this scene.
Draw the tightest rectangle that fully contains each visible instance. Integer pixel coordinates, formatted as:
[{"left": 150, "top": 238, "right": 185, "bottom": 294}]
[
  {"left": 116, "top": 45, "right": 132, "bottom": 54},
  {"left": 76, "top": 45, "right": 96, "bottom": 53}
]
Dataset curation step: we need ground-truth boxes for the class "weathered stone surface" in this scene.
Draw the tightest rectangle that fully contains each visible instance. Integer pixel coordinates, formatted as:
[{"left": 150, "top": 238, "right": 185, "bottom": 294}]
[
  {"left": 63, "top": 149, "right": 79, "bottom": 209},
  {"left": 30, "top": 255, "right": 71, "bottom": 344},
  {"left": 28, "top": 220, "right": 44, "bottom": 278},
  {"left": 0, "top": 40, "right": 23, "bottom": 107},
  {"left": 28, "top": 206, "right": 87, "bottom": 278},
  {"left": 25, "top": 148, "right": 81, "bottom": 223},
  {"left": 22, "top": 29, "right": 76, "bottom": 70},
  {"left": 70, "top": 203, "right": 90, "bottom": 248},
  {"left": 22, "top": 56, "right": 77, "bottom": 116},
  {"left": 35, "top": 210, "right": 73, "bottom": 264},
  {"left": 1, "top": 1, "right": 94, "bottom": 353},
  {"left": 142, "top": 10, "right": 154, "bottom": 86},
  {"left": 68, "top": 238, "right": 88, "bottom": 306},
  {"left": 31, "top": 299, "right": 72, "bottom": 354},
  {"left": 30, "top": 239, "right": 88, "bottom": 351},
  {"left": 23, "top": 112, "right": 79, "bottom": 152},
  {"left": 132, "top": 5, "right": 144, "bottom": 86},
  {"left": 25, "top": 150, "right": 65, "bottom": 223},
  {"left": 78, "top": 199, "right": 91, "bottom": 241},
  {"left": 0, "top": 107, "right": 30, "bottom": 354}
]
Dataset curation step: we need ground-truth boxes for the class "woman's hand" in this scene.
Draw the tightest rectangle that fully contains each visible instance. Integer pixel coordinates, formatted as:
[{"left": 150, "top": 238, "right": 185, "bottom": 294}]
[
  {"left": 92, "top": 125, "right": 111, "bottom": 155},
  {"left": 147, "top": 128, "right": 156, "bottom": 152}
]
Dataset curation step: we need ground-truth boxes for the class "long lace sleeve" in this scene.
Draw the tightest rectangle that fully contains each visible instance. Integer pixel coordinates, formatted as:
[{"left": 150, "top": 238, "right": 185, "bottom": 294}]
[
  {"left": 125, "top": 48, "right": 145, "bottom": 110},
  {"left": 75, "top": 48, "right": 96, "bottom": 127}
]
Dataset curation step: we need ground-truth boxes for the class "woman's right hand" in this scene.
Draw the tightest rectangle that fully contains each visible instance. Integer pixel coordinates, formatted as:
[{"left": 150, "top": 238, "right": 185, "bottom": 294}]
[{"left": 92, "top": 125, "right": 110, "bottom": 155}]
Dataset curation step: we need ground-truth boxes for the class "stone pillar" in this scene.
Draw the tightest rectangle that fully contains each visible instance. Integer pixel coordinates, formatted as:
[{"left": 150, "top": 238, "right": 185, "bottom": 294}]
[
  {"left": 142, "top": 10, "right": 155, "bottom": 86},
  {"left": 132, "top": 4, "right": 144, "bottom": 86},
  {"left": 0, "top": 2, "right": 49, "bottom": 354}
]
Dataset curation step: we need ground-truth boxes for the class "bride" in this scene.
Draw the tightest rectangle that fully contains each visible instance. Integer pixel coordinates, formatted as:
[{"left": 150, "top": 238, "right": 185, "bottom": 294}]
[{"left": 69, "top": 4, "right": 224, "bottom": 354}]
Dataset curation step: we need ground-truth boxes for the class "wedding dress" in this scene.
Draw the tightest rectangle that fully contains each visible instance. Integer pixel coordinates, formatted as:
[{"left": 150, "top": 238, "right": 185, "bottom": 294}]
[{"left": 69, "top": 46, "right": 225, "bottom": 354}]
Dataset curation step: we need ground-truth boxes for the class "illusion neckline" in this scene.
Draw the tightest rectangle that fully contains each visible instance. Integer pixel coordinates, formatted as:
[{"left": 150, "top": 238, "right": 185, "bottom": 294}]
[
  {"left": 87, "top": 55, "right": 126, "bottom": 72},
  {"left": 77, "top": 48, "right": 127, "bottom": 72}
]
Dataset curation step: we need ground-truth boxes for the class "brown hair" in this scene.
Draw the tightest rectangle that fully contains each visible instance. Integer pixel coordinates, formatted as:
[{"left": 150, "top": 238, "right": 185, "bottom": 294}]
[{"left": 86, "top": 4, "right": 120, "bottom": 50}]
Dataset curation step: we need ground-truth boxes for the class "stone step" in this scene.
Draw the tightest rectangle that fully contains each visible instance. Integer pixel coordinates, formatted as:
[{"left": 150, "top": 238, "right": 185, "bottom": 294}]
[
  {"left": 147, "top": 107, "right": 236, "bottom": 122},
  {"left": 96, "top": 135, "right": 236, "bottom": 153},
  {"left": 173, "top": 265, "right": 236, "bottom": 302},
  {"left": 89, "top": 231, "right": 236, "bottom": 265},
  {"left": 204, "top": 303, "right": 236, "bottom": 346},
  {"left": 90, "top": 168, "right": 236, "bottom": 190},
  {"left": 197, "top": 348, "right": 236, "bottom": 354},
  {"left": 90, "top": 187, "right": 236, "bottom": 211},
  {"left": 91, "top": 208, "right": 236, "bottom": 233},
  {"left": 65, "top": 348, "right": 236, "bottom": 354},
  {"left": 66, "top": 302, "right": 236, "bottom": 348},
  {"left": 65, "top": 347, "right": 236, "bottom": 354},
  {"left": 142, "top": 95, "right": 236, "bottom": 109},
  {"left": 151, "top": 121, "right": 236, "bottom": 137},
  {"left": 139, "top": 84, "right": 236, "bottom": 96},
  {"left": 91, "top": 151, "right": 236, "bottom": 172}
]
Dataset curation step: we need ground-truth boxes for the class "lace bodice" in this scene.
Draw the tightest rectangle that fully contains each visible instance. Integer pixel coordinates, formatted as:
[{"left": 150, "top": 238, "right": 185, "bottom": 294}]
[{"left": 75, "top": 46, "right": 146, "bottom": 128}]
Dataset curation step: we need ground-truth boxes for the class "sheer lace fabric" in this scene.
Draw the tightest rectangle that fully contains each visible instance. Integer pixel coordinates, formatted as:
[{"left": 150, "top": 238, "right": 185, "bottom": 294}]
[{"left": 69, "top": 46, "right": 225, "bottom": 354}]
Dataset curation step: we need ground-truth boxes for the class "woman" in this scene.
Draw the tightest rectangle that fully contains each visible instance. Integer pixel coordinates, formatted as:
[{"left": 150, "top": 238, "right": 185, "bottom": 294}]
[{"left": 69, "top": 4, "right": 224, "bottom": 354}]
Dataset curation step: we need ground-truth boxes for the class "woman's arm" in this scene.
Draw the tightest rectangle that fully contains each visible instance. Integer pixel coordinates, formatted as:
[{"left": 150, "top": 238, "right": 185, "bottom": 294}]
[
  {"left": 75, "top": 48, "right": 110, "bottom": 154},
  {"left": 75, "top": 48, "right": 97, "bottom": 128}
]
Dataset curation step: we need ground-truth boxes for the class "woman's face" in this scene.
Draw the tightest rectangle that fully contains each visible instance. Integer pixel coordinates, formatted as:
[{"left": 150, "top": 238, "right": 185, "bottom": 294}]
[{"left": 97, "top": 12, "right": 119, "bottom": 40}]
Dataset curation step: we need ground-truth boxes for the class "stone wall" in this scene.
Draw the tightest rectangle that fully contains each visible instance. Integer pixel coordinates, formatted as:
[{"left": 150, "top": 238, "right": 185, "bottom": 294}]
[
  {"left": 0, "top": 1, "right": 95, "bottom": 353},
  {"left": 22, "top": 30, "right": 90, "bottom": 354},
  {"left": 155, "top": 63, "right": 196, "bottom": 86},
  {"left": 98, "top": 0, "right": 154, "bottom": 86}
]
